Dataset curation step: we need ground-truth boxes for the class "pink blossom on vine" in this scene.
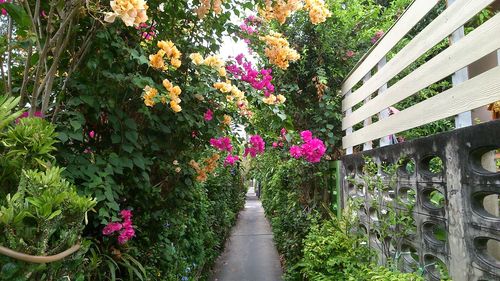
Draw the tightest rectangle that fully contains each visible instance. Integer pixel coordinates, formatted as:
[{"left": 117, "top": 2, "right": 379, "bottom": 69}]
[
  {"left": 371, "top": 30, "right": 384, "bottom": 44},
  {"left": 16, "top": 111, "right": 43, "bottom": 123},
  {"left": 289, "top": 145, "right": 302, "bottom": 159},
  {"left": 103, "top": 209, "right": 135, "bottom": 244},
  {"left": 102, "top": 222, "right": 123, "bottom": 235},
  {"left": 224, "top": 154, "right": 239, "bottom": 166},
  {"left": 204, "top": 109, "right": 213, "bottom": 121},
  {"left": 300, "top": 138, "right": 326, "bottom": 163},
  {"left": 300, "top": 130, "right": 313, "bottom": 142},
  {"left": 89, "top": 130, "right": 95, "bottom": 139},
  {"left": 244, "top": 135, "right": 265, "bottom": 158},
  {"left": 210, "top": 137, "right": 233, "bottom": 152},
  {"left": 118, "top": 227, "right": 135, "bottom": 244},
  {"left": 0, "top": 0, "right": 10, "bottom": 16}
]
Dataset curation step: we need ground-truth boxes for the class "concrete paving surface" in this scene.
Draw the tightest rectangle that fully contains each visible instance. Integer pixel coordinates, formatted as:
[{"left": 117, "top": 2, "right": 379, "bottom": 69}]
[{"left": 210, "top": 187, "right": 283, "bottom": 281}]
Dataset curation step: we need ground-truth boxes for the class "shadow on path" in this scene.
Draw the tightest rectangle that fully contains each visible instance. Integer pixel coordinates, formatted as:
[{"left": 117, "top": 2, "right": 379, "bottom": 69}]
[{"left": 210, "top": 187, "right": 283, "bottom": 281}]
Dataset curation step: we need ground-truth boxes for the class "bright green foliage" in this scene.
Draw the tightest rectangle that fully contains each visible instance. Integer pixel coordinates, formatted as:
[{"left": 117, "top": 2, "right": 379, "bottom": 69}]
[
  {"left": 253, "top": 151, "right": 332, "bottom": 280},
  {"left": 0, "top": 96, "right": 23, "bottom": 131},
  {"left": 0, "top": 167, "right": 96, "bottom": 280},
  {"left": 299, "top": 215, "right": 374, "bottom": 281},
  {"left": 364, "top": 266, "right": 423, "bottom": 281}
]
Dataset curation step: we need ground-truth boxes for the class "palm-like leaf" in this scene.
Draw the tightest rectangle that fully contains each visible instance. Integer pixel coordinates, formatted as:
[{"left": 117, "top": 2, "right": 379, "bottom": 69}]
[{"left": 0, "top": 96, "right": 24, "bottom": 131}]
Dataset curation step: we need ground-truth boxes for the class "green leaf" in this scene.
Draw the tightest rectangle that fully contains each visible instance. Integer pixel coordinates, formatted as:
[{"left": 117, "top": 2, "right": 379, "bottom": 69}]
[{"left": 0, "top": 4, "right": 31, "bottom": 29}]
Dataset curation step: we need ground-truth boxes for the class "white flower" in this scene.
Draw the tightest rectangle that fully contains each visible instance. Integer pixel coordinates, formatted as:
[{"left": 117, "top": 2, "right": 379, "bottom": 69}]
[{"left": 158, "top": 3, "right": 165, "bottom": 12}]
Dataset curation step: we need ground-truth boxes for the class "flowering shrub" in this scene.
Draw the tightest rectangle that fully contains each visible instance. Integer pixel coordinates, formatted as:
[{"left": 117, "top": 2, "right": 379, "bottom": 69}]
[
  {"left": 104, "top": 0, "right": 149, "bottom": 27},
  {"left": 210, "top": 137, "right": 233, "bottom": 152},
  {"left": 260, "top": 0, "right": 331, "bottom": 25},
  {"left": 259, "top": 32, "right": 300, "bottom": 70},
  {"left": 289, "top": 130, "right": 326, "bottom": 163},
  {"left": 103, "top": 210, "right": 136, "bottom": 244},
  {"left": 244, "top": 135, "right": 266, "bottom": 158}
]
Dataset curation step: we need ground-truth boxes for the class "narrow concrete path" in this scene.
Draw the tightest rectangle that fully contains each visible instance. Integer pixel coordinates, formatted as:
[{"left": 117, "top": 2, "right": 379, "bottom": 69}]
[{"left": 210, "top": 186, "right": 283, "bottom": 281}]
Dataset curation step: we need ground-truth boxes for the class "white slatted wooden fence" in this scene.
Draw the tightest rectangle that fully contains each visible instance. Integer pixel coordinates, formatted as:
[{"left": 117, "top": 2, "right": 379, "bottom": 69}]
[{"left": 341, "top": 0, "right": 500, "bottom": 153}]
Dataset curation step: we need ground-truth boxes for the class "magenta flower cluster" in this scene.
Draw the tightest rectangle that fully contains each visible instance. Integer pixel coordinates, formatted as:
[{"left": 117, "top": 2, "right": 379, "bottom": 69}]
[
  {"left": 226, "top": 54, "right": 275, "bottom": 97},
  {"left": 16, "top": 111, "right": 43, "bottom": 123},
  {"left": 244, "top": 135, "right": 265, "bottom": 158},
  {"left": 0, "top": 0, "right": 10, "bottom": 16},
  {"left": 289, "top": 130, "right": 327, "bottom": 163},
  {"left": 204, "top": 109, "right": 213, "bottom": 121},
  {"left": 102, "top": 210, "right": 136, "bottom": 245},
  {"left": 136, "top": 22, "right": 157, "bottom": 41},
  {"left": 210, "top": 137, "right": 233, "bottom": 152},
  {"left": 239, "top": 15, "right": 262, "bottom": 35},
  {"left": 224, "top": 154, "right": 240, "bottom": 166},
  {"left": 371, "top": 30, "right": 384, "bottom": 44}
]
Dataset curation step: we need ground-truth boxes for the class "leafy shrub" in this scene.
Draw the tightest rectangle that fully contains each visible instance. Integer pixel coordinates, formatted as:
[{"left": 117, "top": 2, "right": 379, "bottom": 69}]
[
  {"left": 299, "top": 214, "right": 423, "bottom": 281},
  {"left": 298, "top": 216, "right": 373, "bottom": 280},
  {"left": 0, "top": 167, "right": 96, "bottom": 280}
]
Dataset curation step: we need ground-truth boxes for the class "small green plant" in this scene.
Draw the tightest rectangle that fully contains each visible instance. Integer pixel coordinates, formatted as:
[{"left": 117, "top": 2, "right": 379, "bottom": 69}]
[
  {"left": 348, "top": 157, "right": 417, "bottom": 273},
  {"left": 0, "top": 167, "right": 96, "bottom": 279}
]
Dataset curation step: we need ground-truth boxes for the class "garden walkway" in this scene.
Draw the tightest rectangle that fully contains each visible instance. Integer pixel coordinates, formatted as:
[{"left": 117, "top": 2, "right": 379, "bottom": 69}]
[{"left": 210, "top": 186, "right": 283, "bottom": 281}]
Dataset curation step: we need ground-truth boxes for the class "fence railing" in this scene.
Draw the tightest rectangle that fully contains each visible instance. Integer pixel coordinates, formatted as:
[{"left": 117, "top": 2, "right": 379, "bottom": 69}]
[{"left": 341, "top": 0, "right": 500, "bottom": 154}]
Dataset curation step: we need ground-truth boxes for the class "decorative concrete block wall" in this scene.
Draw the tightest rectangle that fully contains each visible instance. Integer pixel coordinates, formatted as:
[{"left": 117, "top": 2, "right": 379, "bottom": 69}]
[{"left": 340, "top": 120, "right": 500, "bottom": 281}]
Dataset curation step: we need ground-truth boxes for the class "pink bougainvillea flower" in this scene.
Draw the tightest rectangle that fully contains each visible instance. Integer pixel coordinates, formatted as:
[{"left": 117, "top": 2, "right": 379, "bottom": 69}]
[
  {"left": 272, "top": 142, "right": 278, "bottom": 148},
  {"left": 300, "top": 130, "right": 313, "bottom": 142},
  {"left": 103, "top": 209, "right": 135, "bottom": 244},
  {"left": 15, "top": 111, "right": 43, "bottom": 123},
  {"left": 204, "top": 109, "right": 213, "bottom": 121},
  {"left": 210, "top": 137, "right": 233, "bottom": 152},
  {"left": 290, "top": 145, "right": 303, "bottom": 159},
  {"left": 0, "top": 0, "right": 9, "bottom": 16},
  {"left": 118, "top": 227, "right": 135, "bottom": 244},
  {"left": 102, "top": 222, "right": 123, "bottom": 235},
  {"left": 89, "top": 130, "right": 95, "bottom": 139},
  {"left": 224, "top": 154, "right": 239, "bottom": 166},
  {"left": 120, "top": 209, "right": 133, "bottom": 220},
  {"left": 300, "top": 138, "right": 326, "bottom": 163},
  {"left": 371, "top": 30, "right": 384, "bottom": 44},
  {"left": 346, "top": 50, "right": 355, "bottom": 58},
  {"left": 244, "top": 135, "right": 265, "bottom": 158}
]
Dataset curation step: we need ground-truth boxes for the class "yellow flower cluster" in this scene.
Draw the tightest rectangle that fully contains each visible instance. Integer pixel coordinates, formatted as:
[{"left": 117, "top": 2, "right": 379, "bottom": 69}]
[
  {"left": 259, "top": 0, "right": 331, "bottom": 25},
  {"left": 143, "top": 86, "right": 158, "bottom": 107},
  {"left": 263, "top": 94, "right": 286, "bottom": 105},
  {"left": 149, "top": 40, "right": 182, "bottom": 70},
  {"left": 104, "top": 0, "right": 149, "bottom": 27},
  {"left": 213, "top": 82, "right": 251, "bottom": 117},
  {"left": 260, "top": 0, "right": 303, "bottom": 24},
  {"left": 189, "top": 153, "right": 220, "bottom": 182},
  {"left": 196, "top": 0, "right": 224, "bottom": 19},
  {"left": 259, "top": 32, "right": 300, "bottom": 70},
  {"left": 190, "top": 53, "right": 226, "bottom": 77},
  {"left": 304, "top": 0, "right": 332, "bottom": 24},
  {"left": 162, "top": 79, "right": 182, "bottom": 112},
  {"left": 223, "top": 114, "right": 232, "bottom": 126},
  {"left": 142, "top": 80, "right": 182, "bottom": 113}
]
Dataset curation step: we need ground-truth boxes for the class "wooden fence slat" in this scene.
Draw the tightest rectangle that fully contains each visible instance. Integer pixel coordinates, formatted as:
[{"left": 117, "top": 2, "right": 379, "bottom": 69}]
[
  {"left": 342, "top": 0, "right": 496, "bottom": 111},
  {"left": 345, "top": 90, "right": 354, "bottom": 155},
  {"left": 342, "top": 66, "right": 500, "bottom": 148},
  {"left": 341, "top": 0, "right": 439, "bottom": 95},
  {"left": 362, "top": 73, "right": 373, "bottom": 151},
  {"left": 377, "top": 57, "right": 391, "bottom": 147},
  {"left": 342, "top": 12, "right": 500, "bottom": 130}
]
